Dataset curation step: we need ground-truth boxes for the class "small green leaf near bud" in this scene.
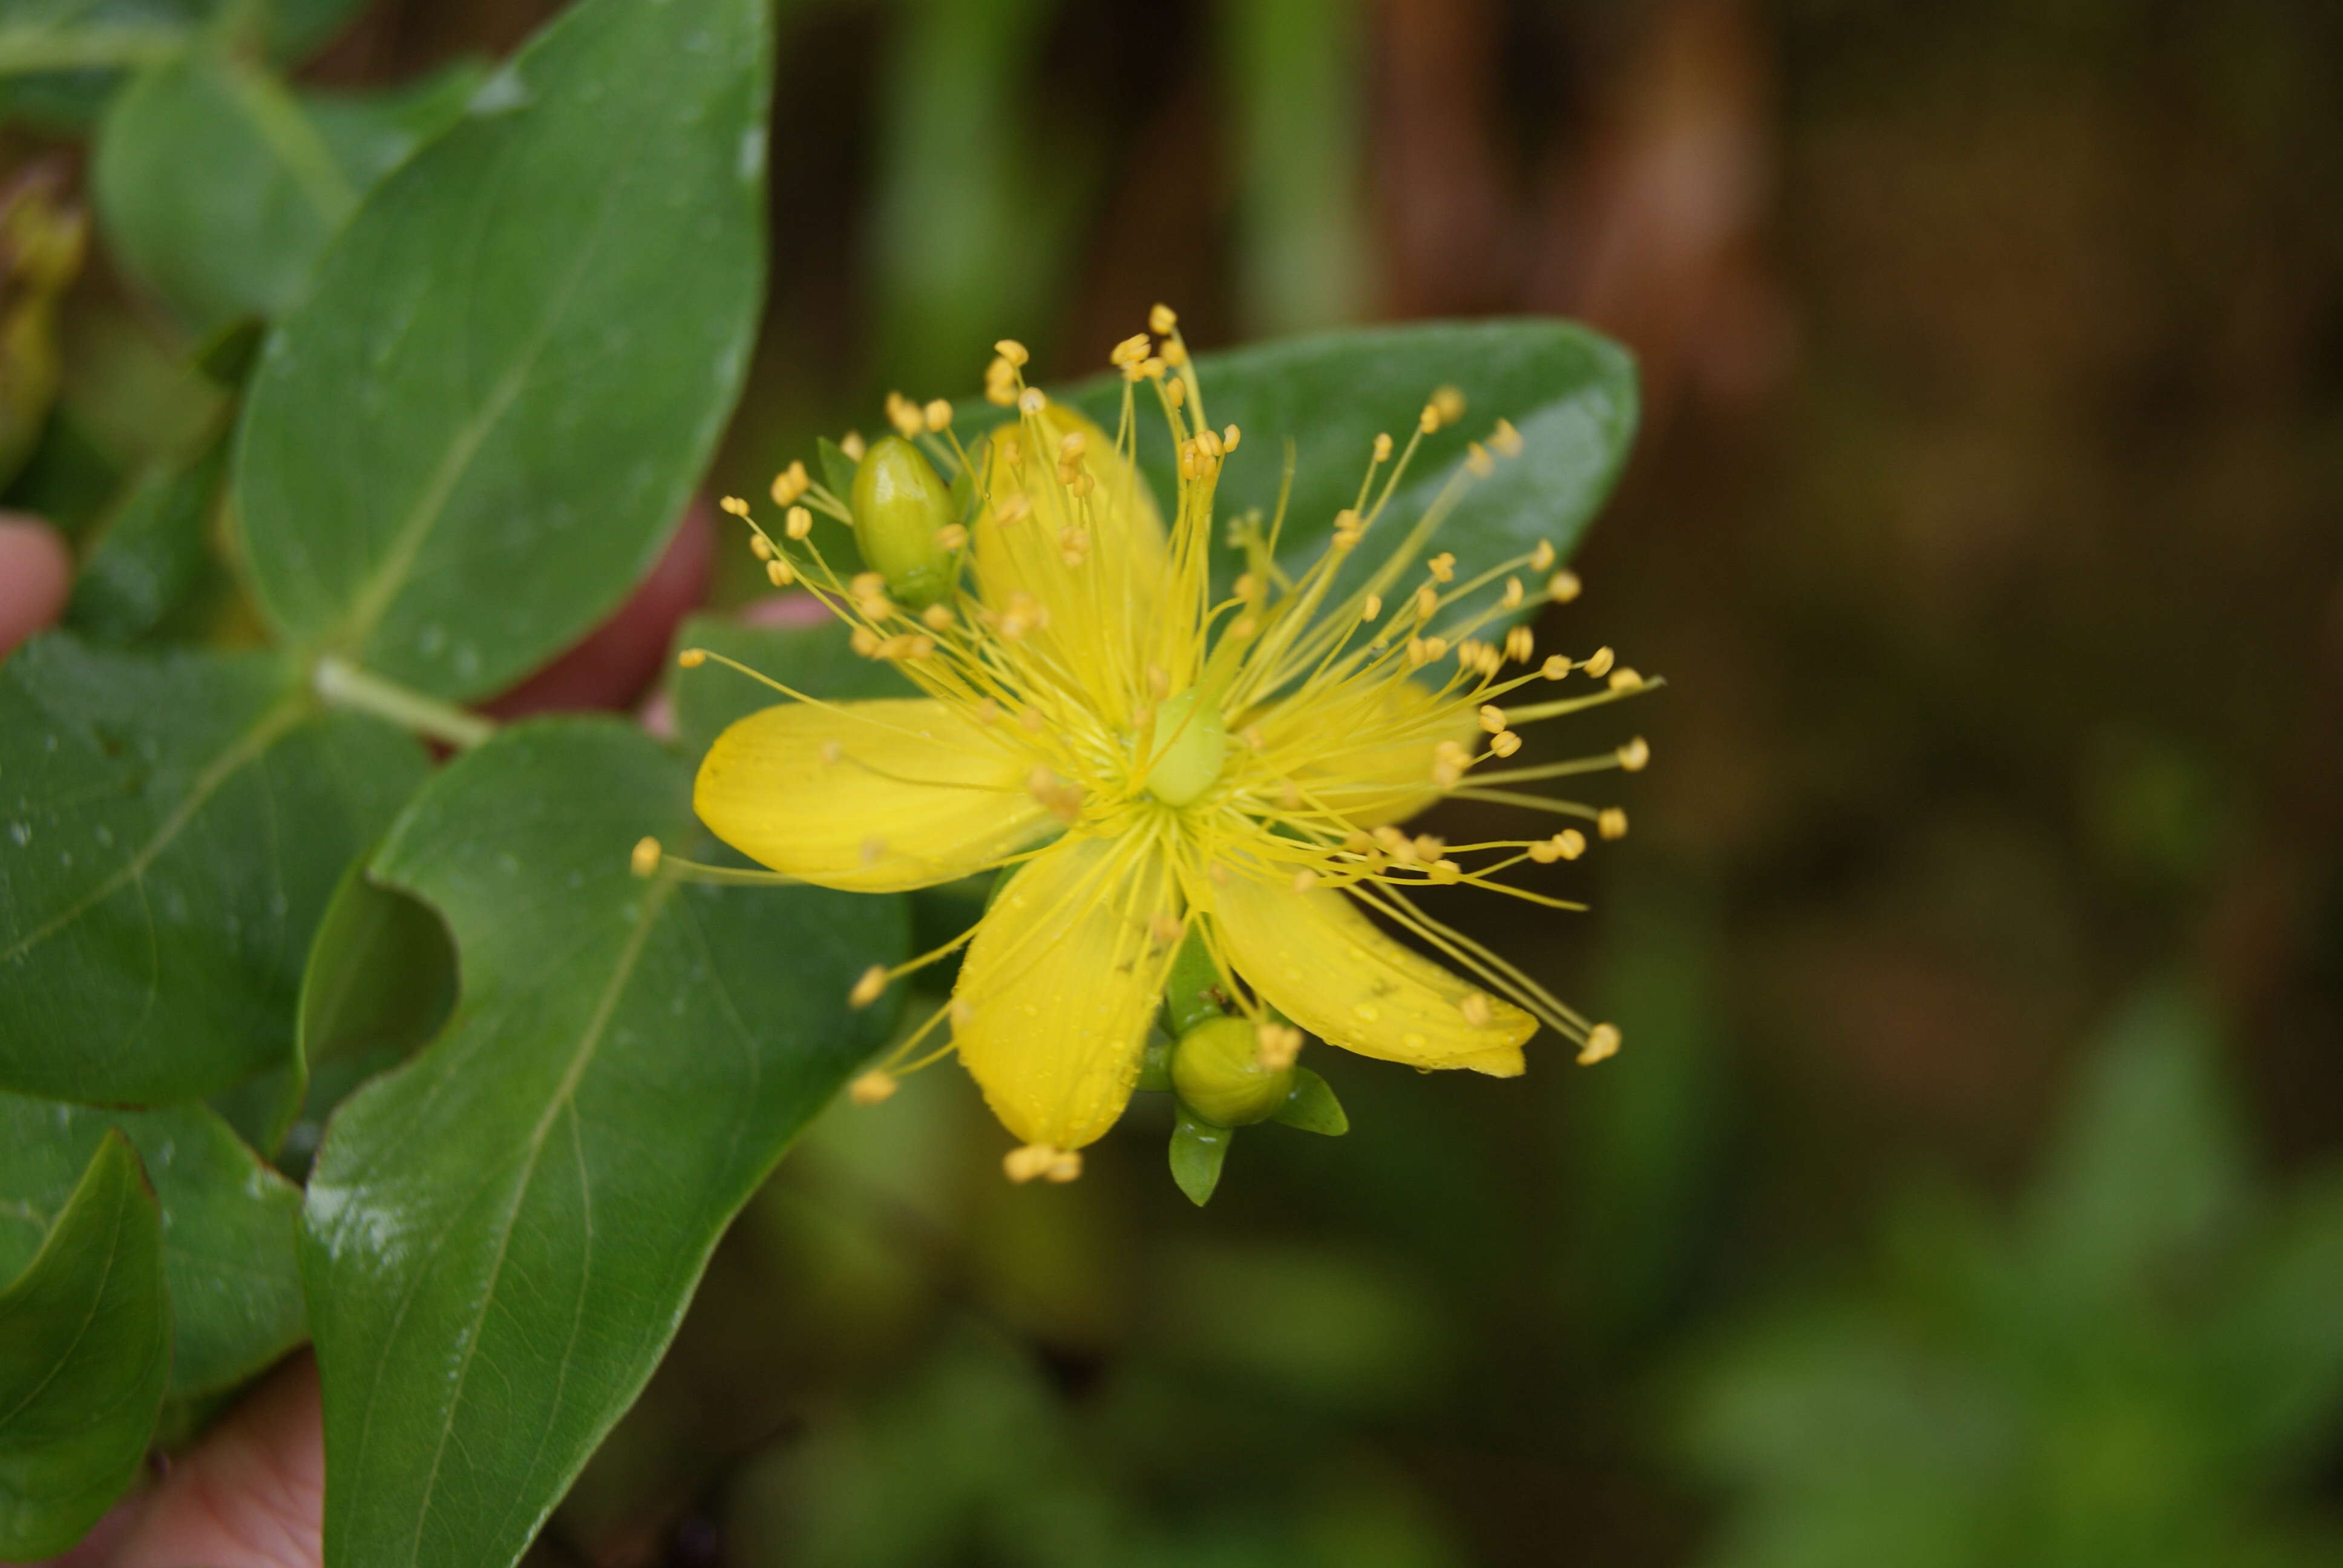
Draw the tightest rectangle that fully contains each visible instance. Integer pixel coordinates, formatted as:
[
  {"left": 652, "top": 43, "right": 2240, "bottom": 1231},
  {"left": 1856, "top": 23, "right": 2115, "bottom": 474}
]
[
  {"left": 1270, "top": 1067, "right": 1349, "bottom": 1135},
  {"left": 1161, "top": 928, "right": 1225, "bottom": 1039},
  {"left": 849, "top": 434, "right": 958, "bottom": 609},
  {"left": 1169, "top": 1108, "right": 1231, "bottom": 1206},
  {"left": 1171, "top": 1014, "right": 1294, "bottom": 1128},
  {"left": 816, "top": 436, "right": 859, "bottom": 501}
]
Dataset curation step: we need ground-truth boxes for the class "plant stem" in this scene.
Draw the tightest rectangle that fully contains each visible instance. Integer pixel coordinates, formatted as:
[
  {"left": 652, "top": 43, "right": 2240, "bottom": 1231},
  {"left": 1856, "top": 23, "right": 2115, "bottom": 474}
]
[
  {"left": 313, "top": 657, "right": 497, "bottom": 751},
  {"left": 0, "top": 26, "right": 185, "bottom": 77}
]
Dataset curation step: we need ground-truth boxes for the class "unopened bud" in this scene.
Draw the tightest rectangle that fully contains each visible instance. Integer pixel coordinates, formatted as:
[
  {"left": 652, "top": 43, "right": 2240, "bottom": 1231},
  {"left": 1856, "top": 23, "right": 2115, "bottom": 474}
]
[
  {"left": 850, "top": 435, "right": 961, "bottom": 609},
  {"left": 1170, "top": 1014, "right": 1297, "bottom": 1127}
]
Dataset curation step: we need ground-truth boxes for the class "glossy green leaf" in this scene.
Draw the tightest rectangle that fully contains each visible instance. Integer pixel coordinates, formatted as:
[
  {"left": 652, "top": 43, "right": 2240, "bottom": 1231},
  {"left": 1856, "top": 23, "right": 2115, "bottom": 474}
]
[
  {"left": 303, "top": 719, "right": 906, "bottom": 1568},
  {"left": 1039, "top": 320, "right": 1637, "bottom": 596},
  {"left": 0, "top": 1131, "right": 169, "bottom": 1560},
  {"left": 94, "top": 47, "right": 485, "bottom": 334},
  {"left": 0, "top": 633, "right": 428, "bottom": 1104},
  {"left": 65, "top": 430, "right": 225, "bottom": 642},
  {"left": 1170, "top": 1108, "right": 1232, "bottom": 1206},
  {"left": 0, "top": 1096, "right": 303, "bottom": 1398},
  {"left": 213, "top": 854, "right": 457, "bottom": 1167},
  {"left": 235, "top": 0, "right": 773, "bottom": 701},
  {"left": 1270, "top": 1067, "right": 1348, "bottom": 1136},
  {"left": 667, "top": 611, "right": 915, "bottom": 761}
]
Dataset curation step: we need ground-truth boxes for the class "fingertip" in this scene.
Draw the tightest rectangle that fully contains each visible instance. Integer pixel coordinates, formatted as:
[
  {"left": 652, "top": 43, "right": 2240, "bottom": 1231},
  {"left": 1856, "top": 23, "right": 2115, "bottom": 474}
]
[
  {"left": 0, "top": 513, "right": 72, "bottom": 658},
  {"left": 111, "top": 1353, "right": 324, "bottom": 1568}
]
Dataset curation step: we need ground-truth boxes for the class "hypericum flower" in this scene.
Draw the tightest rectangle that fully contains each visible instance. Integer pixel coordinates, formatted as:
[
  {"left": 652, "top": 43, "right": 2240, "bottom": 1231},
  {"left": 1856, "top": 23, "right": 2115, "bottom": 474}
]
[{"left": 666, "top": 309, "right": 1654, "bottom": 1182}]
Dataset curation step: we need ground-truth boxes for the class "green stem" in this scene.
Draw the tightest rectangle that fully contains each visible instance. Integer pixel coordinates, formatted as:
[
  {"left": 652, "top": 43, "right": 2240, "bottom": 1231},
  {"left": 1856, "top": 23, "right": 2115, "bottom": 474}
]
[
  {"left": 0, "top": 25, "right": 186, "bottom": 76},
  {"left": 313, "top": 657, "right": 496, "bottom": 751}
]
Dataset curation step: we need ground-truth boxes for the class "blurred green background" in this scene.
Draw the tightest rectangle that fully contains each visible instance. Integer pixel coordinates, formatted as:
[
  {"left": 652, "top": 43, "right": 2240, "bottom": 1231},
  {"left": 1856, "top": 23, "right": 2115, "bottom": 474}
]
[{"left": 7, "top": 0, "right": 2342, "bottom": 1563}]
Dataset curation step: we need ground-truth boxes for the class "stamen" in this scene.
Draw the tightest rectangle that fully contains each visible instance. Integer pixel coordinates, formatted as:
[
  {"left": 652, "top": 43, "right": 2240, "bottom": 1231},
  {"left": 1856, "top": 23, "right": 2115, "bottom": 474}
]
[
  {"left": 850, "top": 1070, "right": 897, "bottom": 1105},
  {"left": 850, "top": 964, "right": 888, "bottom": 1008},
  {"left": 1577, "top": 1022, "right": 1622, "bottom": 1065},
  {"left": 630, "top": 837, "right": 662, "bottom": 878},
  {"left": 1598, "top": 808, "right": 1629, "bottom": 840}
]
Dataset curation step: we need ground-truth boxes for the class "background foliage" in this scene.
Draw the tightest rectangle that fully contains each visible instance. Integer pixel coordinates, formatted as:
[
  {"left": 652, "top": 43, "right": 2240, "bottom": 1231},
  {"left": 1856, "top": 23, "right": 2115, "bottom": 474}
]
[{"left": 3, "top": 0, "right": 2341, "bottom": 1564}]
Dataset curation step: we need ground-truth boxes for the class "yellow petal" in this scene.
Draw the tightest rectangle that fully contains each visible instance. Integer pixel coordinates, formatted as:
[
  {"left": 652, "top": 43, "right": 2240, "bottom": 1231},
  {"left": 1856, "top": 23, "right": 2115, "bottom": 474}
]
[
  {"left": 1259, "top": 677, "right": 1474, "bottom": 829},
  {"left": 1213, "top": 869, "right": 1532, "bottom": 1075},
  {"left": 972, "top": 405, "right": 1166, "bottom": 720},
  {"left": 695, "top": 698, "right": 1049, "bottom": 892},
  {"left": 954, "top": 835, "right": 1174, "bottom": 1149}
]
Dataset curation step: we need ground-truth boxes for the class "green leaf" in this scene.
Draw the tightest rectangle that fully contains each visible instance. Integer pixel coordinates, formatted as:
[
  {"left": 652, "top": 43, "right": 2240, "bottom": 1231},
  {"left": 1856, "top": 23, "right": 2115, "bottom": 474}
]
[
  {"left": 0, "top": 1096, "right": 303, "bottom": 1398},
  {"left": 668, "top": 611, "right": 915, "bottom": 761},
  {"left": 0, "top": 0, "right": 369, "bottom": 130},
  {"left": 2020, "top": 981, "right": 2249, "bottom": 1304},
  {"left": 1034, "top": 319, "right": 1637, "bottom": 594},
  {"left": 1270, "top": 1067, "right": 1348, "bottom": 1135},
  {"left": 1170, "top": 1108, "right": 1232, "bottom": 1206},
  {"left": 94, "top": 47, "right": 485, "bottom": 334},
  {"left": 213, "top": 853, "right": 457, "bottom": 1166},
  {"left": 302, "top": 719, "right": 907, "bottom": 1568},
  {"left": 815, "top": 434, "right": 860, "bottom": 504},
  {"left": 235, "top": 0, "right": 773, "bottom": 701},
  {"left": 2210, "top": 1171, "right": 2343, "bottom": 1469},
  {"left": 0, "top": 1131, "right": 169, "bottom": 1560},
  {"left": 0, "top": 633, "right": 428, "bottom": 1105},
  {"left": 64, "top": 430, "right": 226, "bottom": 642}
]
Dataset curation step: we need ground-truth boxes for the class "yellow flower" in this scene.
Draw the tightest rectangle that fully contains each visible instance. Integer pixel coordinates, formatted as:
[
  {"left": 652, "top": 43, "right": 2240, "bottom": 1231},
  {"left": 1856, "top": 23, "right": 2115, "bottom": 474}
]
[{"left": 680, "top": 312, "right": 1653, "bottom": 1180}]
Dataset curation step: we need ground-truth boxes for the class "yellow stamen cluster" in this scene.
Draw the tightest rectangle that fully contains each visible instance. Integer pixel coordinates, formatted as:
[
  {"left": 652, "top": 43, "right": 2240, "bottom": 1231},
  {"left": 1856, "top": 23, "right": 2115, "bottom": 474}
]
[{"left": 683, "top": 305, "right": 1659, "bottom": 1171}]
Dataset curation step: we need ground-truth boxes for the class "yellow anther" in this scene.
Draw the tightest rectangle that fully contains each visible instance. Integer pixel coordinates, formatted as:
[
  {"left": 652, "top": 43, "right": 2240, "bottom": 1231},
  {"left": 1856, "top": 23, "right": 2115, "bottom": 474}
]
[
  {"left": 1162, "top": 339, "right": 1189, "bottom": 367},
  {"left": 718, "top": 495, "right": 749, "bottom": 516},
  {"left": 1017, "top": 387, "right": 1047, "bottom": 415},
  {"left": 1492, "top": 417, "right": 1524, "bottom": 457},
  {"left": 849, "top": 1071, "right": 897, "bottom": 1106},
  {"left": 1149, "top": 302, "right": 1178, "bottom": 334},
  {"left": 1291, "top": 868, "right": 1317, "bottom": 894},
  {"left": 1547, "top": 570, "right": 1582, "bottom": 604},
  {"left": 922, "top": 602, "right": 954, "bottom": 630},
  {"left": 1372, "top": 431, "right": 1394, "bottom": 462},
  {"left": 749, "top": 533, "right": 773, "bottom": 560},
  {"left": 1110, "top": 332, "right": 1150, "bottom": 366},
  {"left": 1431, "top": 385, "right": 1466, "bottom": 424},
  {"left": 1556, "top": 829, "right": 1587, "bottom": 859},
  {"left": 785, "top": 505, "right": 812, "bottom": 540},
  {"left": 1419, "top": 404, "right": 1440, "bottom": 434},
  {"left": 1502, "top": 577, "right": 1524, "bottom": 609},
  {"left": 839, "top": 431, "right": 867, "bottom": 460},
  {"left": 1166, "top": 375, "right": 1187, "bottom": 408},
  {"left": 1362, "top": 593, "right": 1382, "bottom": 621},
  {"left": 1466, "top": 442, "right": 1493, "bottom": 477},
  {"left": 995, "top": 338, "right": 1030, "bottom": 367},
  {"left": 766, "top": 558, "right": 795, "bottom": 586},
  {"left": 1526, "top": 838, "right": 1561, "bottom": 864},
  {"left": 629, "top": 837, "right": 662, "bottom": 878},
  {"left": 1490, "top": 730, "right": 1522, "bottom": 758},
  {"left": 849, "top": 626, "right": 880, "bottom": 656},
  {"left": 1506, "top": 626, "right": 1536, "bottom": 663},
  {"left": 1598, "top": 808, "right": 1629, "bottom": 840},
  {"left": 1578, "top": 1022, "right": 1622, "bottom": 1066},
  {"left": 885, "top": 391, "right": 923, "bottom": 437},
  {"left": 1429, "top": 859, "right": 1462, "bottom": 884},
  {"left": 1413, "top": 585, "right": 1439, "bottom": 619},
  {"left": 1223, "top": 423, "right": 1241, "bottom": 451},
  {"left": 849, "top": 964, "right": 888, "bottom": 1008},
  {"left": 850, "top": 570, "right": 885, "bottom": 599},
  {"left": 923, "top": 398, "right": 952, "bottom": 431},
  {"left": 1583, "top": 645, "right": 1616, "bottom": 678},
  {"left": 1228, "top": 616, "right": 1257, "bottom": 638},
  {"left": 1045, "top": 1150, "right": 1082, "bottom": 1182},
  {"left": 1617, "top": 736, "right": 1650, "bottom": 771},
  {"left": 1413, "top": 834, "right": 1446, "bottom": 861},
  {"left": 1541, "top": 655, "right": 1569, "bottom": 679},
  {"left": 1530, "top": 539, "right": 1555, "bottom": 571},
  {"left": 677, "top": 648, "right": 707, "bottom": 669},
  {"left": 1478, "top": 704, "right": 1507, "bottom": 733},
  {"left": 995, "top": 490, "right": 1033, "bottom": 525},
  {"left": 1428, "top": 552, "right": 1456, "bottom": 583},
  {"left": 770, "top": 461, "right": 810, "bottom": 506},
  {"left": 1003, "top": 1143, "right": 1055, "bottom": 1183},
  {"left": 1608, "top": 667, "right": 1642, "bottom": 691},
  {"left": 1458, "top": 993, "right": 1493, "bottom": 1027},
  {"left": 1241, "top": 725, "right": 1267, "bottom": 751},
  {"left": 1257, "top": 1023, "right": 1303, "bottom": 1071},
  {"left": 1150, "top": 912, "right": 1184, "bottom": 947}
]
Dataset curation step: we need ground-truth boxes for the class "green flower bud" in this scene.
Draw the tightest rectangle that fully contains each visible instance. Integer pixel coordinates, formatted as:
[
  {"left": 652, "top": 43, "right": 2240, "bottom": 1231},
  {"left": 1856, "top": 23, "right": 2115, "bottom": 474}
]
[
  {"left": 850, "top": 434, "right": 959, "bottom": 609},
  {"left": 1170, "top": 1015, "right": 1294, "bottom": 1127}
]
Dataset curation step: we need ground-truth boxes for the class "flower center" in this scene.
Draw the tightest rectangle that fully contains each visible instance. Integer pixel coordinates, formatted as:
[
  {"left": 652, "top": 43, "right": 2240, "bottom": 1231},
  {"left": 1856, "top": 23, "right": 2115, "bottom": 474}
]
[{"left": 1142, "top": 688, "right": 1228, "bottom": 808}]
